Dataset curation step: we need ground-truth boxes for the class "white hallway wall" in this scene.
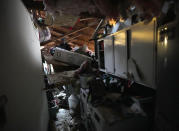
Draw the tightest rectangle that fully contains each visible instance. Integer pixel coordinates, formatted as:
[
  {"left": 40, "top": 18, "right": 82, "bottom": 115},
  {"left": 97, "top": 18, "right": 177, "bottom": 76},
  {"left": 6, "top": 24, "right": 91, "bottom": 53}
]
[{"left": 0, "top": 0, "right": 49, "bottom": 131}]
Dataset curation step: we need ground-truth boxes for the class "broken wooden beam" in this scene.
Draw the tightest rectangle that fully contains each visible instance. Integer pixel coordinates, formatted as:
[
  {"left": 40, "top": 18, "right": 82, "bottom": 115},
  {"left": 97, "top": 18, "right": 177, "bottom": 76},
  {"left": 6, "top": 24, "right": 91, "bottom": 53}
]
[
  {"left": 56, "top": 22, "right": 98, "bottom": 40},
  {"left": 80, "top": 18, "right": 96, "bottom": 22}
]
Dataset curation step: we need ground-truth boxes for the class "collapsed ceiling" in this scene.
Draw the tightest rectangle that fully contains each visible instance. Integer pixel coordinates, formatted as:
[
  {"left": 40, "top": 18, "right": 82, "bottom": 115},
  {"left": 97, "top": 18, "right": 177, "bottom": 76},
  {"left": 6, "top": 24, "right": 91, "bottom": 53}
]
[{"left": 22, "top": 0, "right": 168, "bottom": 52}]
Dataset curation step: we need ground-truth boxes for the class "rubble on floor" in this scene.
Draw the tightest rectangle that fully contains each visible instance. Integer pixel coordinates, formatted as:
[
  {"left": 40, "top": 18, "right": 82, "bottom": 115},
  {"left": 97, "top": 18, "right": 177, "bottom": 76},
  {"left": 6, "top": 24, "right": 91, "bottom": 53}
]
[
  {"left": 46, "top": 82, "right": 85, "bottom": 131},
  {"left": 44, "top": 56, "right": 155, "bottom": 131}
]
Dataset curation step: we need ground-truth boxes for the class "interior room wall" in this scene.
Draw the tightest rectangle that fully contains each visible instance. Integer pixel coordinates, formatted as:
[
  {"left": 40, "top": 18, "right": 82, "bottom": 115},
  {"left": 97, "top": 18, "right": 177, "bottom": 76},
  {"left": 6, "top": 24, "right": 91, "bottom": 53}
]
[{"left": 0, "top": 0, "right": 49, "bottom": 131}]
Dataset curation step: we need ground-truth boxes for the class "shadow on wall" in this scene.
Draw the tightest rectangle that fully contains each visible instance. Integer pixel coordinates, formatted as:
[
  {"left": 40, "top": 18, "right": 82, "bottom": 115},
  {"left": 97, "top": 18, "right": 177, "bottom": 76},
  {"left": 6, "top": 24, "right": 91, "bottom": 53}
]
[
  {"left": 0, "top": 0, "right": 49, "bottom": 131},
  {"left": 0, "top": 95, "right": 8, "bottom": 128}
]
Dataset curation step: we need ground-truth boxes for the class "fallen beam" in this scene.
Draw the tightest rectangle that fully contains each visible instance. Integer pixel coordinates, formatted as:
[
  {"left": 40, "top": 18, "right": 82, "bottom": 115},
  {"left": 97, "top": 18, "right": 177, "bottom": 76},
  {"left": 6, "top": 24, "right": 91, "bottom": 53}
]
[{"left": 56, "top": 22, "right": 98, "bottom": 40}]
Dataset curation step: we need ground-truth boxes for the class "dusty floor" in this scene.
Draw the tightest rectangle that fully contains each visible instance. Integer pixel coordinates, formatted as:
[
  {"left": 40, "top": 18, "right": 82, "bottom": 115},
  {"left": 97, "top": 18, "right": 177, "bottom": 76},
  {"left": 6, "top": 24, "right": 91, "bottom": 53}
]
[
  {"left": 55, "top": 109, "right": 71, "bottom": 131},
  {"left": 54, "top": 109, "right": 85, "bottom": 131}
]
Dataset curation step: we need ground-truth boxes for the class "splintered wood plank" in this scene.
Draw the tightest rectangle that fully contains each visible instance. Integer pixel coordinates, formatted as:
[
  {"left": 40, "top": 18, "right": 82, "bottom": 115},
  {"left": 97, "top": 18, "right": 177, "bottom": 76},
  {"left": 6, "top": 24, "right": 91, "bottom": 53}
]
[
  {"left": 55, "top": 22, "right": 98, "bottom": 40},
  {"left": 51, "top": 30, "right": 63, "bottom": 37}
]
